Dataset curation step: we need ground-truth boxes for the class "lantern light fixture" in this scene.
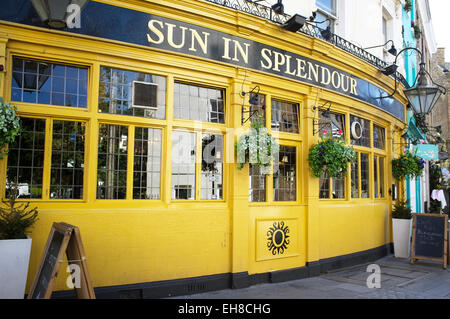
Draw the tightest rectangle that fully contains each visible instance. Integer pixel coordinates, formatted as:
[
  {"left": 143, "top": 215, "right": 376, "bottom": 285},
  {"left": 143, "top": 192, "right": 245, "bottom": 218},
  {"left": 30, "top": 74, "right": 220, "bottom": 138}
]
[
  {"left": 271, "top": 0, "right": 284, "bottom": 15},
  {"left": 364, "top": 40, "right": 398, "bottom": 57},
  {"left": 30, "top": 0, "right": 89, "bottom": 29}
]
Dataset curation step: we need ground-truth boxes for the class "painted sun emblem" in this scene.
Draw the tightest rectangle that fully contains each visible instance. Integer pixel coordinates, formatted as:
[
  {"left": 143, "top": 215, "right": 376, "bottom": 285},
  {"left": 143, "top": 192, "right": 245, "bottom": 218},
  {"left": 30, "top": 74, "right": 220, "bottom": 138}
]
[{"left": 267, "top": 221, "right": 290, "bottom": 255}]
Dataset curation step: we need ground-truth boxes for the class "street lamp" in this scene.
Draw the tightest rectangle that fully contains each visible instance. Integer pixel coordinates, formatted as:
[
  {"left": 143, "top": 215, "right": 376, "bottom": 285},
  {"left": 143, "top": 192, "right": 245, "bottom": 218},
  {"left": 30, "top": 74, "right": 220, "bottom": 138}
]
[
  {"left": 377, "top": 42, "right": 446, "bottom": 116},
  {"left": 30, "top": 0, "right": 89, "bottom": 29},
  {"left": 364, "top": 39, "right": 398, "bottom": 56}
]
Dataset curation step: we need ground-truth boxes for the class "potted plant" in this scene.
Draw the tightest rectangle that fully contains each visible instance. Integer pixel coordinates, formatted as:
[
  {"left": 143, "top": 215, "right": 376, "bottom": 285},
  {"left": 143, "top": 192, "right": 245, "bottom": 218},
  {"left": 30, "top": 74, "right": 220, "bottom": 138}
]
[
  {"left": 307, "top": 131, "right": 356, "bottom": 179},
  {"left": 392, "top": 199, "right": 412, "bottom": 258},
  {"left": 411, "top": 20, "right": 421, "bottom": 39},
  {"left": 0, "top": 98, "right": 21, "bottom": 159},
  {"left": 0, "top": 183, "right": 38, "bottom": 299},
  {"left": 235, "top": 119, "right": 279, "bottom": 174},
  {"left": 392, "top": 151, "right": 424, "bottom": 181}
]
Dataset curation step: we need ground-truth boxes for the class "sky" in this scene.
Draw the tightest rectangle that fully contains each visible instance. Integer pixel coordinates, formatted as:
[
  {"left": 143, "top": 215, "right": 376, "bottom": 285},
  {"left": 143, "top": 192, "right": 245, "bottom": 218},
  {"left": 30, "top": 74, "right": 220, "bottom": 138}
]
[{"left": 428, "top": 0, "right": 450, "bottom": 61}]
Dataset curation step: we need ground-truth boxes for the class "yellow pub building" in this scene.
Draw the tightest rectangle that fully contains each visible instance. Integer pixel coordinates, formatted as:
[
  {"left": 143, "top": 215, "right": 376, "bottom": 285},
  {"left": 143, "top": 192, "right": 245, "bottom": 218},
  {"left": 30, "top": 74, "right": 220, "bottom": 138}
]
[{"left": 0, "top": 0, "right": 408, "bottom": 298}]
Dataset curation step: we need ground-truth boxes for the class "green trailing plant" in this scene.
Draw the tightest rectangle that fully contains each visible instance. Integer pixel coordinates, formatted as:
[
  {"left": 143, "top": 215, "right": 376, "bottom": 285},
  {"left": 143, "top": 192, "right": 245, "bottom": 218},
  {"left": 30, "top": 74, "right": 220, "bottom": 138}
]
[
  {"left": 392, "top": 151, "right": 424, "bottom": 181},
  {"left": 427, "top": 199, "right": 442, "bottom": 214},
  {"left": 307, "top": 132, "right": 356, "bottom": 179},
  {"left": 235, "top": 119, "right": 279, "bottom": 175},
  {"left": 392, "top": 199, "right": 412, "bottom": 219},
  {"left": 0, "top": 98, "right": 21, "bottom": 159},
  {"left": 404, "top": 0, "right": 412, "bottom": 12},
  {"left": 411, "top": 21, "right": 421, "bottom": 39},
  {"left": 0, "top": 183, "right": 39, "bottom": 240}
]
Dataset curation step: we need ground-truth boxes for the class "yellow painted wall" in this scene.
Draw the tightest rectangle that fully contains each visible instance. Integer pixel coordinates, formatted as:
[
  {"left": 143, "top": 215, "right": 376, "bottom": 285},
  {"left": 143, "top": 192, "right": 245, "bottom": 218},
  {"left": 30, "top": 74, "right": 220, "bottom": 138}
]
[{"left": 0, "top": 0, "right": 408, "bottom": 294}]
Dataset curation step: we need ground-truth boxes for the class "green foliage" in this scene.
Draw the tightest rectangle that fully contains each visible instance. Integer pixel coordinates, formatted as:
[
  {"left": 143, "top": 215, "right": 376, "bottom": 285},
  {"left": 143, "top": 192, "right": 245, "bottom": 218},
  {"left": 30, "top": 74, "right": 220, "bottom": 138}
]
[
  {"left": 0, "top": 98, "right": 21, "bottom": 159},
  {"left": 0, "top": 183, "right": 39, "bottom": 240},
  {"left": 392, "top": 200, "right": 412, "bottom": 219},
  {"left": 235, "top": 119, "right": 279, "bottom": 174},
  {"left": 392, "top": 151, "right": 424, "bottom": 181},
  {"left": 307, "top": 133, "right": 356, "bottom": 179},
  {"left": 427, "top": 200, "right": 442, "bottom": 214},
  {"left": 404, "top": 0, "right": 412, "bottom": 11}
]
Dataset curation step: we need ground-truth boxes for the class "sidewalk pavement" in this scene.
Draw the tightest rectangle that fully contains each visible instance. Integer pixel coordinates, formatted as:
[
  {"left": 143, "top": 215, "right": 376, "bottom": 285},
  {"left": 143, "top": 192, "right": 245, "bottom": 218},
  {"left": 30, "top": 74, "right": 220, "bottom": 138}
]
[{"left": 170, "top": 255, "right": 450, "bottom": 299}]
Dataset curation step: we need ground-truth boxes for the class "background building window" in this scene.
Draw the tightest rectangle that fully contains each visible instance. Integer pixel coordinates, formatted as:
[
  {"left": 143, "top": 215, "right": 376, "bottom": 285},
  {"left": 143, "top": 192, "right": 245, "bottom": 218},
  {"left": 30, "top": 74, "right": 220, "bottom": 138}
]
[
  {"left": 99, "top": 66, "right": 166, "bottom": 119},
  {"left": 50, "top": 120, "right": 85, "bottom": 199},
  {"left": 172, "top": 131, "right": 196, "bottom": 200},
  {"left": 273, "top": 146, "right": 296, "bottom": 201},
  {"left": 12, "top": 57, "right": 88, "bottom": 108},
  {"left": 174, "top": 83, "right": 225, "bottom": 123},
  {"left": 97, "top": 124, "right": 128, "bottom": 199},
  {"left": 133, "top": 127, "right": 162, "bottom": 200},
  {"left": 350, "top": 115, "right": 370, "bottom": 147},
  {"left": 315, "top": 0, "right": 336, "bottom": 32},
  {"left": 201, "top": 134, "right": 223, "bottom": 200},
  {"left": 271, "top": 100, "right": 299, "bottom": 134},
  {"left": 373, "top": 125, "right": 385, "bottom": 149},
  {"left": 6, "top": 117, "right": 46, "bottom": 199}
]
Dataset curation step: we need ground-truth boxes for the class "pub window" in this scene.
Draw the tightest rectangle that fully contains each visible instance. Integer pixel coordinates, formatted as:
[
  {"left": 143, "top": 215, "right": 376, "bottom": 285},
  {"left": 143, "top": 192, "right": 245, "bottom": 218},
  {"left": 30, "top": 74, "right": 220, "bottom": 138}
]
[
  {"left": 351, "top": 153, "right": 359, "bottom": 198},
  {"left": 373, "top": 125, "right": 386, "bottom": 149},
  {"left": 374, "top": 156, "right": 385, "bottom": 198},
  {"left": 271, "top": 100, "right": 299, "bottom": 134},
  {"left": 360, "top": 153, "right": 370, "bottom": 198},
  {"left": 201, "top": 134, "right": 223, "bottom": 200},
  {"left": 50, "top": 120, "right": 85, "bottom": 199},
  {"left": 133, "top": 127, "right": 162, "bottom": 200},
  {"left": 318, "top": 112, "right": 346, "bottom": 199},
  {"left": 319, "top": 173, "right": 330, "bottom": 199},
  {"left": 97, "top": 124, "right": 128, "bottom": 199},
  {"left": 249, "top": 93, "right": 266, "bottom": 127},
  {"left": 249, "top": 164, "right": 266, "bottom": 202},
  {"left": 6, "top": 117, "right": 46, "bottom": 199},
  {"left": 98, "top": 66, "right": 166, "bottom": 119},
  {"left": 173, "top": 83, "right": 225, "bottom": 123},
  {"left": 12, "top": 57, "right": 87, "bottom": 108},
  {"left": 172, "top": 131, "right": 196, "bottom": 200},
  {"left": 273, "top": 145, "right": 296, "bottom": 201},
  {"left": 350, "top": 115, "right": 370, "bottom": 147}
]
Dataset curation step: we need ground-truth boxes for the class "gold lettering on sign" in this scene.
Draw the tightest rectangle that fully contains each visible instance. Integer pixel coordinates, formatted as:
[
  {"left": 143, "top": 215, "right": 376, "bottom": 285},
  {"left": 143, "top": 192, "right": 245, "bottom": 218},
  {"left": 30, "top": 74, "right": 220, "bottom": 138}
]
[
  {"left": 147, "top": 19, "right": 164, "bottom": 44},
  {"left": 189, "top": 29, "right": 210, "bottom": 54},
  {"left": 260, "top": 48, "right": 272, "bottom": 69},
  {"left": 166, "top": 23, "right": 187, "bottom": 49}
]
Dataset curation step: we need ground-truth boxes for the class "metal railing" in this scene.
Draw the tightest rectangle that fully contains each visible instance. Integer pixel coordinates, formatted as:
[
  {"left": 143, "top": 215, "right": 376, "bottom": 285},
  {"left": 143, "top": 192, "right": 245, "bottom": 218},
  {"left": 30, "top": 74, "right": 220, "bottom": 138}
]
[{"left": 203, "top": 0, "right": 409, "bottom": 88}]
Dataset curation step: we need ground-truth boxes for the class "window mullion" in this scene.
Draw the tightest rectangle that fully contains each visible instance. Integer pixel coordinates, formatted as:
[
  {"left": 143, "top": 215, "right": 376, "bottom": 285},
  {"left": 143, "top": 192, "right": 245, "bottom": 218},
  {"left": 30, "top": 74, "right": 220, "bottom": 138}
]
[
  {"left": 42, "top": 118, "right": 52, "bottom": 200},
  {"left": 126, "top": 125, "right": 135, "bottom": 200},
  {"left": 195, "top": 131, "right": 202, "bottom": 200}
]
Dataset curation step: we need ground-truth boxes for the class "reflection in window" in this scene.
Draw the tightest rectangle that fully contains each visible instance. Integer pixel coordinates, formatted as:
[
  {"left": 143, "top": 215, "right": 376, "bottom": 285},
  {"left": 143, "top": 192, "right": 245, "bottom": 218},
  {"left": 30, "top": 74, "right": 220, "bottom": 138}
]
[
  {"left": 249, "top": 93, "right": 266, "bottom": 127},
  {"left": 350, "top": 115, "right": 370, "bottom": 147},
  {"left": 373, "top": 125, "right": 385, "bottom": 149},
  {"left": 319, "top": 173, "right": 330, "bottom": 199},
  {"left": 249, "top": 164, "right": 266, "bottom": 202},
  {"left": 133, "top": 128, "right": 161, "bottom": 200},
  {"left": 174, "top": 83, "right": 225, "bottom": 123},
  {"left": 379, "top": 157, "right": 385, "bottom": 198},
  {"left": 374, "top": 155, "right": 378, "bottom": 198},
  {"left": 360, "top": 153, "right": 369, "bottom": 198},
  {"left": 11, "top": 57, "right": 87, "bottom": 107},
  {"left": 172, "top": 131, "right": 196, "bottom": 200},
  {"left": 271, "top": 100, "right": 299, "bottom": 133},
  {"left": 273, "top": 146, "right": 296, "bottom": 201},
  {"left": 50, "top": 120, "right": 85, "bottom": 199},
  {"left": 98, "top": 66, "right": 166, "bottom": 119},
  {"left": 319, "top": 112, "right": 345, "bottom": 138},
  {"left": 97, "top": 124, "right": 128, "bottom": 199},
  {"left": 351, "top": 153, "right": 359, "bottom": 198},
  {"left": 201, "top": 134, "right": 223, "bottom": 200},
  {"left": 332, "top": 178, "right": 345, "bottom": 199},
  {"left": 6, "top": 118, "right": 46, "bottom": 199}
]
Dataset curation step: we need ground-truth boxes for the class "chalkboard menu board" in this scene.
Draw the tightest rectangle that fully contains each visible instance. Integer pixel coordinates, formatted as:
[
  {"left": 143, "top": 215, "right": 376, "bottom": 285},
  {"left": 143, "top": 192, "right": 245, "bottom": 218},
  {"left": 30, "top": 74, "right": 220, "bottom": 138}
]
[
  {"left": 28, "top": 223, "right": 95, "bottom": 299},
  {"left": 410, "top": 213, "right": 448, "bottom": 269}
]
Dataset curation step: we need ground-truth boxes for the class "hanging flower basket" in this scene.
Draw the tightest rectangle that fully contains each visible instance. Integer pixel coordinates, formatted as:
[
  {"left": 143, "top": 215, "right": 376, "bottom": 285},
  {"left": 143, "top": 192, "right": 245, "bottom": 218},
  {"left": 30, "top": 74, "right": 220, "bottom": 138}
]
[
  {"left": 404, "top": 0, "right": 412, "bottom": 12},
  {"left": 307, "top": 131, "right": 356, "bottom": 179},
  {"left": 0, "top": 98, "right": 20, "bottom": 159},
  {"left": 235, "top": 120, "right": 279, "bottom": 175},
  {"left": 392, "top": 151, "right": 424, "bottom": 181}
]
